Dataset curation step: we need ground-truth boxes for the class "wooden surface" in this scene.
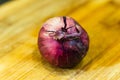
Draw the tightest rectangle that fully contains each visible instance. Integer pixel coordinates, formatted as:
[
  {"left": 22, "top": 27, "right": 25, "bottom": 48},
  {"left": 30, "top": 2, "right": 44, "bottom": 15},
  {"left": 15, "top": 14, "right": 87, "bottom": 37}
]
[{"left": 0, "top": 0, "right": 120, "bottom": 80}]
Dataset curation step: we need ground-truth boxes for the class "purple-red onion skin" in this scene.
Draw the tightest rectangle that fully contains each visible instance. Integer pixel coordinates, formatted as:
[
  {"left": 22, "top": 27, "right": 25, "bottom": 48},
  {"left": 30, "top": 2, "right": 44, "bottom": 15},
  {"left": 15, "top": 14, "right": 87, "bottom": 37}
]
[{"left": 38, "top": 16, "right": 89, "bottom": 68}]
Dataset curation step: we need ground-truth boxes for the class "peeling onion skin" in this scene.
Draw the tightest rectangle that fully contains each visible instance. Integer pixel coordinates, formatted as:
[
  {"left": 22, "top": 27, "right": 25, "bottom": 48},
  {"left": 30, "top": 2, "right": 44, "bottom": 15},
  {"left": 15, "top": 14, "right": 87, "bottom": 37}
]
[{"left": 38, "top": 16, "right": 89, "bottom": 68}]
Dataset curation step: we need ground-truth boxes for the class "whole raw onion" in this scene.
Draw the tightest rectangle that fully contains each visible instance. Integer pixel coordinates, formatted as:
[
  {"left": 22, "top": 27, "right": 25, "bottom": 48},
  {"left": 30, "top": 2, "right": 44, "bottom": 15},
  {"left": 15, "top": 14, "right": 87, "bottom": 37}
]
[{"left": 38, "top": 16, "right": 89, "bottom": 68}]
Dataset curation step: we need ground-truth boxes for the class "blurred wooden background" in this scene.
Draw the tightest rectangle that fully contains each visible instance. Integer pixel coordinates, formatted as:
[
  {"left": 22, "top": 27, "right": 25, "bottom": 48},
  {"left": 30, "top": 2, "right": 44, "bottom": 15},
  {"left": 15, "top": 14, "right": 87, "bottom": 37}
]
[{"left": 0, "top": 0, "right": 120, "bottom": 80}]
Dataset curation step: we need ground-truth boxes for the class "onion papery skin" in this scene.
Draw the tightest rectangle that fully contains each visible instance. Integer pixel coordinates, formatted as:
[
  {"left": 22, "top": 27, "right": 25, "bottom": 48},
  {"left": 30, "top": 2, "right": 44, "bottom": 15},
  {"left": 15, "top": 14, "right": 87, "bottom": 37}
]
[{"left": 38, "top": 16, "right": 89, "bottom": 68}]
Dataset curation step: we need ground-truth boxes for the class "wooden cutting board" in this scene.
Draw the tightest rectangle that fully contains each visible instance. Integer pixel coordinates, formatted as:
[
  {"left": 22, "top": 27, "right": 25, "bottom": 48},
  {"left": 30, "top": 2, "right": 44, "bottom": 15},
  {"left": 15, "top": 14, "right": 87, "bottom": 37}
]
[{"left": 0, "top": 0, "right": 120, "bottom": 80}]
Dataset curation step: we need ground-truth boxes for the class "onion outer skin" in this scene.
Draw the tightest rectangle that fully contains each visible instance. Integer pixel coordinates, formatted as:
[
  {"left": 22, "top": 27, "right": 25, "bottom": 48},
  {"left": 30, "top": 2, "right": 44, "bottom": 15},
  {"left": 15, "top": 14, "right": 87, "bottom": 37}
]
[{"left": 38, "top": 16, "right": 89, "bottom": 68}]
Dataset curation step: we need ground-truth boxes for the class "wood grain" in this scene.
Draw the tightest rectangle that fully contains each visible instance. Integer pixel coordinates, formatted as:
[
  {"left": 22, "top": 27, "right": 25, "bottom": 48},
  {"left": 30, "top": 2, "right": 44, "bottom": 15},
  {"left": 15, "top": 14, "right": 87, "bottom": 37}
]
[{"left": 0, "top": 0, "right": 120, "bottom": 80}]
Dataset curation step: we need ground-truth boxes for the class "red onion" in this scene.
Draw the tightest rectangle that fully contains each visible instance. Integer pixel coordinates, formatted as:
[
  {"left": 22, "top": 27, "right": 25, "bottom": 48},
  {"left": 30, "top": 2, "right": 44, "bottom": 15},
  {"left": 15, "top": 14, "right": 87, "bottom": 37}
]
[{"left": 38, "top": 16, "right": 89, "bottom": 68}]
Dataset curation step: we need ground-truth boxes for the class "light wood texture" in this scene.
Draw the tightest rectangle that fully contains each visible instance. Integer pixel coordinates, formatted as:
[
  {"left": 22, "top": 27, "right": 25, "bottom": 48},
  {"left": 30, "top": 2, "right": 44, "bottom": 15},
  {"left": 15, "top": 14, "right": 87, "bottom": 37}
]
[{"left": 0, "top": 0, "right": 120, "bottom": 80}]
